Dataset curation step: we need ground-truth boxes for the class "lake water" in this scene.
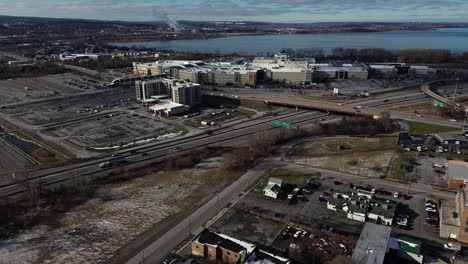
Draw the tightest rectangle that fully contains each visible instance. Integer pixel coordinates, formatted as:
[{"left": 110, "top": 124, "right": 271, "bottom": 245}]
[{"left": 111, "top": 28, "right": 468, "bottom": 54}]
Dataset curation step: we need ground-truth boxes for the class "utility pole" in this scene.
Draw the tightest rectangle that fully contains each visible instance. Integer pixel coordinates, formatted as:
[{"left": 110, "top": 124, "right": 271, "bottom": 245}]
[
  {"left": 462, "top": 108, "right": 468, "bottom": 132},
  {"left": 452, "top": 78, "right": 460, "bottom": 103},
  {"left": 407, "top": 173, "right": 415, "bottom": 195}
]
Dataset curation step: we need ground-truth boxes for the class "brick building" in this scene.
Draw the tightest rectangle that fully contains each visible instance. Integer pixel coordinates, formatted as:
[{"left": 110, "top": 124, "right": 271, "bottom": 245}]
[
  {"left": 447, "top": 161, "right": 468, "bottom": 190},
  {"left": 192, "top": 229, "right": 255, "bottom": 264}
]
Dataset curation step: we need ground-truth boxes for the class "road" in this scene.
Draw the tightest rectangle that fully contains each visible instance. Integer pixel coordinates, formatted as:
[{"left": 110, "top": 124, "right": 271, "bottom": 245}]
[
  {"left": 118, "top": 136, "right": 458, "bottom": 264},
  {"left": 0, "top": 110, "right": 328, "bottom": 203}
]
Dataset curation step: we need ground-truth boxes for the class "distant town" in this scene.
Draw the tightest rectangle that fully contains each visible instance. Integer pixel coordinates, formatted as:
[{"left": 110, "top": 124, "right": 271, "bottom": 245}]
[{"left": 1, "top": 13, "right": 468, "bottom": 264}]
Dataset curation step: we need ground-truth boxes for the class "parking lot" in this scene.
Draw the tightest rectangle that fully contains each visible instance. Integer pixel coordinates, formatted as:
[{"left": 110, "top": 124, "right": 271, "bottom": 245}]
[
  {"left": 0, "top": 73, "right": 107, "bottom": 105},
  {"left": 4, "top": 88, "right": 134, "bottom": 125},
  {"left": 235, "top": 165, "right": 462, "bottom": 259},
  {"left": 47, "top": 110, "right": 176, "bottom": 147}
]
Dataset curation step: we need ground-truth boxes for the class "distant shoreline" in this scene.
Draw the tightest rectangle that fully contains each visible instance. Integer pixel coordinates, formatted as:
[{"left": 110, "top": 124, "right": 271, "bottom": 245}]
[{"left": 107, "top": 27, "right": 449, "bottom": 44}]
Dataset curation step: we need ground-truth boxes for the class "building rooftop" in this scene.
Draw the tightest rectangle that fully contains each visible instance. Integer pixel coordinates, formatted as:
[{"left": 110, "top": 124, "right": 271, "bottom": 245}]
[
  {"left": 193, "top": 229, "right": 255, "bottom": 254},
  {"left": 389, "top": 235, "right": 422, "bottom": 255},
  {"left": 352, "top": 223, "right": 391, "bottom": 264},
  {"left": 315, "top": 66, "right": 367, "bottom": 72},
  {"left": 149, "top": 101, "right": 186, "bottom": 112},
  {"left": 441, "top": 199, "right": 460, "bottom": 226},
  {"left": 448, "top": 160, "right": 468, "bottom": 181}
]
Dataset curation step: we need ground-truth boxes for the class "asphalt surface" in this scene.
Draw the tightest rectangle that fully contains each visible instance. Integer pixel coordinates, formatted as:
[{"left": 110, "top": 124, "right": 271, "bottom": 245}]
[{"left": 0, "top": 110, "right": 328, "bottom": 203}]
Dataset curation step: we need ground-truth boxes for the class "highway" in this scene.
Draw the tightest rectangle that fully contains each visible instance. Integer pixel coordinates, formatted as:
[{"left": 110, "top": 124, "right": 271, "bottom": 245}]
[{"left": 0, "top": 110, "right": 328, "bottom": 203}]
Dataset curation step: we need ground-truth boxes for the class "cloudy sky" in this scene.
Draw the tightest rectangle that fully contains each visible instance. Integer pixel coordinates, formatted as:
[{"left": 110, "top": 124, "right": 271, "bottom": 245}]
[{"left": 1, "top": 0, "right": 467, "bottom": 22}]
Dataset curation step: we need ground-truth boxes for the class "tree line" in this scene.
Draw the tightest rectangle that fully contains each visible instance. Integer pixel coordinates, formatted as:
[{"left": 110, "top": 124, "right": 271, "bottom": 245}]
[
  {"left": 276, "top": 48, "right": 468, "bottom": 65},
  {"left": 0, "top": 62, "right": 68, "bottom": 79}
]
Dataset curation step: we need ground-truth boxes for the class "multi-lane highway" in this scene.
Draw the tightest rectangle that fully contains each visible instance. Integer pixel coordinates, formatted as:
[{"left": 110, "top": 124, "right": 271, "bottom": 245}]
[{"left": 0, "top": 110, "right": 328, "bottom": 203}]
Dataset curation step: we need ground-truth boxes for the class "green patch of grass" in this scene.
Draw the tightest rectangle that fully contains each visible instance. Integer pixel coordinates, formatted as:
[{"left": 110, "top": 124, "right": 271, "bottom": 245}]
[
  {"left": 236, "top": 108, "right": 256, "bottom": 118},
  {"left": 183, "top": 120, "right": 203, "bottom": 128},
  {"left": 406, "top": 121, "right": 458, "bottom": 134},
  {"left": 271, "top": 222, "right": 287, "bottom": 237},
  {"left": 161, "top": 115, "right": 178, "bottom": 120},
  {"left": 389, "top": 151, "right": 416, "bottom": 181},
  {"left": 295, "top": 137, "right": 397, "bottom": 156},
  {"left": 239, "top": 99, "right": 274, "bottom": 112}
]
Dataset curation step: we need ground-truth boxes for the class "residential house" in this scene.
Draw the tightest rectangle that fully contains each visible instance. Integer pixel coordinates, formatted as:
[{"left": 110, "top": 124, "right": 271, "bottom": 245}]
[{"left": 263, "top": 177, "right": 283, "bottom": 199}]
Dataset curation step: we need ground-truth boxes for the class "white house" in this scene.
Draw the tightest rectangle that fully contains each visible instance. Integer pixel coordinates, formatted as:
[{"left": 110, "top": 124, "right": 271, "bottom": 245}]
[{"left": 263, "top": 177, "right": 283, "bottom": 199}]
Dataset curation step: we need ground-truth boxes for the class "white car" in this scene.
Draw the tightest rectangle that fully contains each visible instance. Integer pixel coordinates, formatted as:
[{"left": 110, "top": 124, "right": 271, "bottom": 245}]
[
  {"left": 444, "top": 242, "right": 461, "bottom": 251},
  {"left": 426, "top": 207, "right": 437, "bottom": 213}
]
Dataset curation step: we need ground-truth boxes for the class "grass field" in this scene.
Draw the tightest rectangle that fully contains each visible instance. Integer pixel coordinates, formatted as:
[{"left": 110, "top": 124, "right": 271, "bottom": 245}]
[
  {"left": 294, "top": 137, "right": 397, "bottom": 156},
  {"left": 183, "top": 120, "right": 203, "bottom": 128},
  {"left": 406, "top": 121, "right": 458, "bottom": 134},
  {"left": 290, "top": 137, "right": 401, "bottom": 178}
]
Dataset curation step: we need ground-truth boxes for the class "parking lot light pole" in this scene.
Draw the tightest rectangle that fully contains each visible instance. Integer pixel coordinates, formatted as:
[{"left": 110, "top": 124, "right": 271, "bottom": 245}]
[
  {"left": 452, "top": 78, "right": 459, "bottom": 103},
  {"left": 462, "top": 108, "right": 468, "bottom": 132}
]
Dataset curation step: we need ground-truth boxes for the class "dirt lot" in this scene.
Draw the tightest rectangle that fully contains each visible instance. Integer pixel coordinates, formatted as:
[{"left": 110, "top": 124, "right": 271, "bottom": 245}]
[
  {"left": 289, "top": 137, "right": 398, "bottom": 178},
  {"left": 0, "top": 157, "right": 241, "bottom": 264}
]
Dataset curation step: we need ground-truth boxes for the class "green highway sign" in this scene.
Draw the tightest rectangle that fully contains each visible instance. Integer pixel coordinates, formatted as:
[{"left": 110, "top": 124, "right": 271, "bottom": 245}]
[
  {"left": 273, "top": 121, "right": 291, "bottom": 128},
  {"left": 433, "top": 100, "right": 445, "bottom": 107}
]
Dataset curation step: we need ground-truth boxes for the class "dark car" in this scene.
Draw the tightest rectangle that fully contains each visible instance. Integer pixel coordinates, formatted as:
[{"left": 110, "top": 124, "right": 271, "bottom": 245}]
[
  {"left": 333, "top": 180, "right": 343, "bottom": 185},
  {"left": 141, "top": 152, "right": 148, "bottom": 156},
  {"left": 318, "top": 196, "right": 328, "bottom": 203},
  {"left": 308, "top": 181, "right": 321, "bottom": 189},
  {"left": 424, "top": 220, "right": 438, "bottom": 227}
]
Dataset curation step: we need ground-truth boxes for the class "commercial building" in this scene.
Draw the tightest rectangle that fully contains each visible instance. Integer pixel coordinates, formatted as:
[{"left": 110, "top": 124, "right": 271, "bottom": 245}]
[
  {"left": 265, "top": 68, "right": 313, "bottom": 84},
  {"left": 327, "top": 192, "right": 397, "bottom": 225},
  {"left": 136, "top": 78, "right": 201, "bottom": 115},
  {"left": 135, "top": 78, "right": 171, "bottom": 102},
  {"left": 352, "top": 223, "right": 391, "bottom": 264},
  {"left": 387, "top": 236, "right": 423, "bottom": 264},
  {"left": 446, "top": 161, "right": 468, "bottom": 189},
  {"left": 59, "top": 53, "right": 112, "bottom": 62},
  {"left": 370, "top": 64, "right": 436, "bottom": 75},
  {"left": 170, "top": 80, "right": 202, "bottom": 106},
  {"left": 352, "top": 223, "right": 423, "bottom": 264},
  {"left": 435, "top": 132, "right": 468, "bottom": 155},
  {"left": 192, "top": 229, "right": 256, "bottom": 264},
  {"left": 440, "top": 188, "right": 468, "bottom": 243},
  {"left": 313, "top": 66, "right": 369, "bottom": 81}
]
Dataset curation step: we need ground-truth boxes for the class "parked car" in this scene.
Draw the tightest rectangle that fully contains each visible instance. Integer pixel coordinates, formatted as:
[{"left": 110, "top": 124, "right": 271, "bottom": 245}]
[
  {"left": 318, "top": 196, "right": 328, "bottom": 203},
  {"left": 426, "top": 207, "right": 437, "bottom": 213},
  {"left": 308, "top": 181, "right": 321, "bottom": 189},
  {"left": 444, "top": 242, "right": 461, "bottom": 251},
  {"left": 424, "top": 220, "right": 438, "bottom": 227},
  {"left": 333, "top": 180, "right": 343, "bottom": 185}
]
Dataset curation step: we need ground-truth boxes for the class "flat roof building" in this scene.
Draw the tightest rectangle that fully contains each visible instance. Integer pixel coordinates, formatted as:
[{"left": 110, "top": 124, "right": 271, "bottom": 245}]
[{"left": 352, "top": 223, "right": 391, "bottom": 264}]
